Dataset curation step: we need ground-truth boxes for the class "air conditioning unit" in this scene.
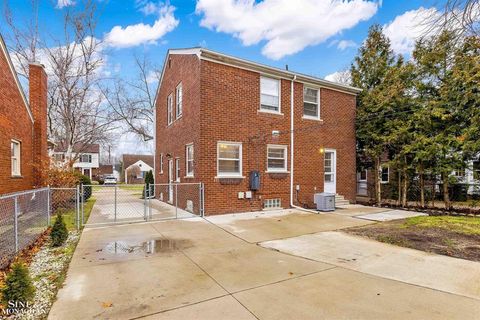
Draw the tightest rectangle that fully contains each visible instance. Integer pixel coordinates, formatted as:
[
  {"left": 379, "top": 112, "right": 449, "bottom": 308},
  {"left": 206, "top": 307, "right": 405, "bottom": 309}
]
[{"left": 314, "top": 193, "right": 335, "bottom": 212}]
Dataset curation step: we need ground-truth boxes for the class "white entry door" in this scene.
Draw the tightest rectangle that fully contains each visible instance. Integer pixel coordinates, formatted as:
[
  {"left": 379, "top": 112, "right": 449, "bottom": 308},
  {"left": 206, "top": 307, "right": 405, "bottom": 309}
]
[
  {"left": 324, "top": 150, "right": 336, "bottom": 194},
  {"left": 168, "top": 159, "right": 174, "bottom": 203}
]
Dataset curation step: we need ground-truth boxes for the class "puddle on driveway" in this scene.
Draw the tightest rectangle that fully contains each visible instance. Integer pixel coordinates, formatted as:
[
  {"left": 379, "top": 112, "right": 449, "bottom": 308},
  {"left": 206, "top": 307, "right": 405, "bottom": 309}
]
[{"left": 102, "top": 238, "right": 192, "bottom": 255}]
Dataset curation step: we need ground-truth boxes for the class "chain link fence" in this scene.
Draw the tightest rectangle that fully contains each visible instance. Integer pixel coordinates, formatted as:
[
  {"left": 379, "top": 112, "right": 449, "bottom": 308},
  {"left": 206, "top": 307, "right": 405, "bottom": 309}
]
[{"left": 150, "top": 183, "right": 204, "bottom": 220}]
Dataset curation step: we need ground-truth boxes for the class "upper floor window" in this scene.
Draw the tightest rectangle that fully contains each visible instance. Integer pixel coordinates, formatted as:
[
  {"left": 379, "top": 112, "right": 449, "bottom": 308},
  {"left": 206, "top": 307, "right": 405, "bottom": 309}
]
[
  {"left": 11, "top": 140, "right": 21, "bottom": 176},
  {"left": 53, "top": 153, "right": 65, "bottom": 162},
  {"left": 176, "top": 83, "right": 183, "bottom": 119},
  {"left": 80, "top": 154, "right": 92, "bottom": 163},
  {"left": 217, "top": 142, "right": 242, "bottom": 177},
  {"left": 186, "top": 144, "right": 194, "bottom": 177},
  {"left": 267, "top": 145, "right": 287, "bottom": 172},
  {"left": 303, "top": 86, "right": 320, "bottom": 119},
  {"left": 260, "top": 76, "right": 280, "bottom": 113},
  {"left": 167, "top": 93, "right": 173, "bottom": 125}
]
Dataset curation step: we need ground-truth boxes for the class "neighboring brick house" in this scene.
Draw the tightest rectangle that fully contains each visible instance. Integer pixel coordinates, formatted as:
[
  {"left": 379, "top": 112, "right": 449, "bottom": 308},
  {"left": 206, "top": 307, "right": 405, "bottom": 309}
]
[
  {"left": 121, "top": 154, "right": 154, "bottom": 184},
  {"left": 155, "top": 48, "right": 360, "bottom": 215},
  {"left": 51, "top": 143, "right": 100, "bottom": 180},
  {"left": 0, "top": 34, "right": 48, "bottom": 195}
]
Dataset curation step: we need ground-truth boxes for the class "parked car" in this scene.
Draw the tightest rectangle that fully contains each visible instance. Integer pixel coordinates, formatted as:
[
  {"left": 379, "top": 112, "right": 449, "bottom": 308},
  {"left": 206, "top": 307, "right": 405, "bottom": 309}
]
[{"left": 104, "top": 176, "right": 117, "bottom": 185}]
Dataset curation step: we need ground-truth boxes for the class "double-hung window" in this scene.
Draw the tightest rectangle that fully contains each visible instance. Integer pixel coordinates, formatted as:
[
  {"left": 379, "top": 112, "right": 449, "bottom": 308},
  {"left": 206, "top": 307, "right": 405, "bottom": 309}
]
[
  {"left": 160, "top": 153, "right": 164, "bottom": 174},
  {"left": 176, "top": 83, "right": 183, "bottom": 118},
  {"left": 260, "top": 76, "right": 280, "bottom": 113},
  {"left": 167, "top": 93, "right": 173, "bottom": 125},
  {"left": 80, "top": 154, "right": 92, "bottom": 163},
  {"left": 11, "top": 140, "right": 21, "bottom": 176},
  {"left": 303, "top": 86, "right": 320, "bottom": 119},
  {"left": 175, "top": 158, "right": 180, "bottom": 182},
  {"left": 186, "top": 144, "right": 194, "bottom": 177},
  {"left": 217, "top": 142, "right": 242, "bottom": 177},
  {"left": 381, "top": 166, "right": 389, "bottom": 183},
  {"left": 267, "top": 145, "right": 287, "bottom": 172}
]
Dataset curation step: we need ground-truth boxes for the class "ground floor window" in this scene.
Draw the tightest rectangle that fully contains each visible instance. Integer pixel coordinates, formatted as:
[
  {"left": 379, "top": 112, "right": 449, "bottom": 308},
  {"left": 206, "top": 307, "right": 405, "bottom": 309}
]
[
  {"left": 381, "top": 166, "right": 389, "bottom": 183},
  {"left": 264, "top": 198, "right": 281, "bottom": 209},
  {"left": 175, "top": 158, "right": 180, "bottom": 182},
  {"left": 217, "top": 142, "right": 242, "bottom": 177},
  {"left": 267, "top": 145, "right": 287, "bottom": 172},
  {"left": 186, "top": 144, "right": 194, "bottom": 177},
  {"left": 11, "top": 140, "right": 21, "bottom": 176}
]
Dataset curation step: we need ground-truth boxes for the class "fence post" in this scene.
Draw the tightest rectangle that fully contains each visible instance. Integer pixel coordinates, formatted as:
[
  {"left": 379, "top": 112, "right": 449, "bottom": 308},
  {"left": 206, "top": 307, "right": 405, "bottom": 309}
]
[
  {"left": 201, "top": 183, "right": 205, "bottom": 217},
  {"left": 148, "top": 185, "right": 152, "bottom": 220},
  {"left": 114, "top": 185, "right": 117, "bottom": 222},
  {"left": 144, "top": 184, "right": 147, "bottom": 221},
  {"left": 47, "top": 186, "right": 51, "bottom": 226},
  {"left": 14, "top": 196, "right": 19, "bottom": 253},
  {"left": 76, "top": 185, "right": 80, "bottom": 230},
  {"left": 175, "top": 184, "right": 178, "bottom": 219},
  {"left": 81, "top": 184, "right": 84, "bottom": 225}
]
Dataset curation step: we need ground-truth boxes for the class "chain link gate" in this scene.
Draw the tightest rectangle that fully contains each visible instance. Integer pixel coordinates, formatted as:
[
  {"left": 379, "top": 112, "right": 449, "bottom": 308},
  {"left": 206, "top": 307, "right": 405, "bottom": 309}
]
[{"left": 81, "top": 183, "right": 204, "bottom": 227}]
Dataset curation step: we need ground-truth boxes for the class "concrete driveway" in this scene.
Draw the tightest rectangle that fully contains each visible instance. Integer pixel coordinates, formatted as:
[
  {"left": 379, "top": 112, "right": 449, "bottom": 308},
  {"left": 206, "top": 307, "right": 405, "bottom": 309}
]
[{"left": 49, "top": 207, "right": 480, "bottom": 319}]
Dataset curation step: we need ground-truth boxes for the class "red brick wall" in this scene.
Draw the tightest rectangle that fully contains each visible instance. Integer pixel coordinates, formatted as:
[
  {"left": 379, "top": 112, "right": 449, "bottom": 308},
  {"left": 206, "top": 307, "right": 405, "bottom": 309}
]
[
  {"left": 155, "top": 54, "right": 201, "bottom": 188},
  {"left": 29, "top": 63, "right": 48, "bottom": 187},
  {"left": 0, "top": 48, "right": 34, "bottom": 194},
  {"left": 155, "top": 54, "right": 357, "bottom": 215}
]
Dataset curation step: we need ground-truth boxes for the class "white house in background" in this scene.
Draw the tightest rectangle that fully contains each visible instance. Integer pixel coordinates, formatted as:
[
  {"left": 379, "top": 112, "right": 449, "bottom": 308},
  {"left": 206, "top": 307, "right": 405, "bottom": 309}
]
[
  {"left": 51, "top": 143, "right": 100, "bottom": 180},
  {"left": 121, "top": 154, "right": 154, "bottom": 184}
]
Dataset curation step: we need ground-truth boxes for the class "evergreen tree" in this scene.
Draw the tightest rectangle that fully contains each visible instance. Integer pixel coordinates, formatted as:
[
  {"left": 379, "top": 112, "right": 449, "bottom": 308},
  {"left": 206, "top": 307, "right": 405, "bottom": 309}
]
[
  {"left": 1, "top": 262, "right": 35, "bottom": 306},
  {"left": 351, "top": 24, "right": 398, "bottom": 205},
  {"left": 51, "top": 213, "right": 68, "bottom": 247}
]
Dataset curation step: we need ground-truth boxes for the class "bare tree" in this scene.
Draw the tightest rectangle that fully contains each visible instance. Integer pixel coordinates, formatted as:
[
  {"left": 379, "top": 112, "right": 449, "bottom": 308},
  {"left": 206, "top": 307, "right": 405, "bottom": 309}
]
[
  {"left": 430, "top": 0, "right": 480, "bottom": 36},
  {"left": 3, "top": 0, "right": 115, "bottom": 164},
  {"left": 326, "top": 69, "right": 352, "bottom": 86},
  {"left": 101, "top": 55, "right": 160, "bottom": 142}
]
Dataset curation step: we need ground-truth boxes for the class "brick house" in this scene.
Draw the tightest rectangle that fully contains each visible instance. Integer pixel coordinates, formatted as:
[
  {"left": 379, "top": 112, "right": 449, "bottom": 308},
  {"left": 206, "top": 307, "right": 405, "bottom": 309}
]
[
  {"left": 0, "top": 34, "right": 48, "bottom": 195},
  {"left": 155, "top": 48, "right": 360, "bottom": 215}
]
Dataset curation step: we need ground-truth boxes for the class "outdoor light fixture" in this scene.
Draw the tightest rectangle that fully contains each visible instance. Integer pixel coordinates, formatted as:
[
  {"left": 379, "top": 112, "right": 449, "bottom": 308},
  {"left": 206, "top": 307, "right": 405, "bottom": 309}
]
[
  {"left": 166, "top": 153, "right": 172, "bottom": 159},
  {"left": 318, "top": 147, "right": 325, "bottom": 154}
]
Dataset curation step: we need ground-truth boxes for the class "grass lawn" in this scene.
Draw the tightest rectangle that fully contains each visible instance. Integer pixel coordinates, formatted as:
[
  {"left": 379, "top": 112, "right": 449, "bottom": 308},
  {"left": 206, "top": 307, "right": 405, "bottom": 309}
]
[
  {"left": 52, "top": 197, "right": 96, "bottom": 230},
  {"left": 346, "top": 215, "right": 480, "bottom": 261}
]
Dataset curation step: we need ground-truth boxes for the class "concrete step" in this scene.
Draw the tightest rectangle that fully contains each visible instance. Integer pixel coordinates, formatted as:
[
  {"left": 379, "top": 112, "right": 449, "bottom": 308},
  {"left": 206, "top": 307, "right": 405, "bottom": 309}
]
[{"left": 335, "top": 200, "right": 350, "bottom": 206}]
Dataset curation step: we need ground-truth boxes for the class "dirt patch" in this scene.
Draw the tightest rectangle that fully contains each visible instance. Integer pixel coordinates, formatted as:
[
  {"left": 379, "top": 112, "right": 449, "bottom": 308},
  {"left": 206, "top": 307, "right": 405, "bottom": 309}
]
[{"left": 346, "top": 219, "right": 480, "bottom": 262}]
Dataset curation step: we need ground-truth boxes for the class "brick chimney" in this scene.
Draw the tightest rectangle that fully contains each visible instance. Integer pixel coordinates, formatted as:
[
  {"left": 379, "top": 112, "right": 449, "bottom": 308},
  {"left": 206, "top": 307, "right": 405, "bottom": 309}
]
[{"left": 29, "top": 63, "right": 48, "bottom": 186}]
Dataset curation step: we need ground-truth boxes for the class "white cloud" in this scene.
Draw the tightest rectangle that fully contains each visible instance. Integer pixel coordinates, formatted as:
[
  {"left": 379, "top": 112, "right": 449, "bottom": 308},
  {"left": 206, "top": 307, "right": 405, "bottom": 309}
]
[
  {"left": 196, "top": 0, "right": 379, "bottom": 60},
  {"left": 104, "top": 4, "right": 179, "bottom": 48},
  {"left": 325, "top": 70, "right": 351, "bottom": 85},
  {"left": 382, "top": 7, "right": 439, "bottom": 55},
  {"left": 136, "top": 1, "right": 162, "bottom": 15},
  {"left": 146, "top": 70, "right": 160, "bottom": 84},
  {"left": 337, "top": 40, "right": 357, "bottom": 50},
  {"left": 56, "top": 0, "right": 74, "bottom": 9}
]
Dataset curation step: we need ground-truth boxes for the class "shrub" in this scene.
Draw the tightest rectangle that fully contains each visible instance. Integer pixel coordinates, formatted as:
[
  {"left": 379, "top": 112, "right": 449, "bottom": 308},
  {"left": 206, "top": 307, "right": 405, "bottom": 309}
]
[
  {"left": 51, "top": 214, "right": 68, "bottom": 247},
  {"left": 1, "top": 262, "right": 35, "bottom": 307},
  {"left": 143, "top": 170, "right": 154, "bottom": 198},
  {"left": 74, "top": 173, "right": 92, "bottom": 201}
]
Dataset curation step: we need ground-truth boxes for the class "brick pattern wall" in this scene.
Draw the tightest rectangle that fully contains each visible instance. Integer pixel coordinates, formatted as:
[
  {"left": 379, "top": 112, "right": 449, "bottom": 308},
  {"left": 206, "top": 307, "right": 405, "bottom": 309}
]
[
  {"left": 155, "top": 54, "right": 201, "bottom": 187},
  {"left": 0, "top": 49, "right": 34, "bottom": 194},
  {"left": 29, "top": 64, "right": 48, "bottom": 187},
  {"left": 155, "top": 54, "right": 357, "bottom": 215}
]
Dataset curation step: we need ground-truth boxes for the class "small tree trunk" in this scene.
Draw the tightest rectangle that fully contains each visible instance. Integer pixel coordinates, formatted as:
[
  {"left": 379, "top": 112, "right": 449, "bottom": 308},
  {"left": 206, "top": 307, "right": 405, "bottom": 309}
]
[
  {"left": 402, "top": 169, "right": 408, "bottom": 208},
  {"left": 442, "top": 173, "right": 450, "bottom": 211},
  {"left": 397, "top": 170, "right": 402, "bottom": 206},
  {"left": 419, "top": 165, "right": 425, "bottom": 208},
  {"left": 375, "top": 157, "right": 382, "bottom": 206}
]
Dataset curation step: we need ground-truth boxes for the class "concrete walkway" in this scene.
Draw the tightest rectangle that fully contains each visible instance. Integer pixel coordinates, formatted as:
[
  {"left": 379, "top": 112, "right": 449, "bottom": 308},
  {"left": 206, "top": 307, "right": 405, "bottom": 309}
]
[{"left": 49, "top": 206, "right": 480, "bottom": 319}]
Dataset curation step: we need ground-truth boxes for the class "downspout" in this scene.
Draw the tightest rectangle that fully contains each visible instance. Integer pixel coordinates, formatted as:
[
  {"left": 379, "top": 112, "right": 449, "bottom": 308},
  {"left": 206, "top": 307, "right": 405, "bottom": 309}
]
[{"left": 290, "top": 75, "right": 319, "bottom": 214}]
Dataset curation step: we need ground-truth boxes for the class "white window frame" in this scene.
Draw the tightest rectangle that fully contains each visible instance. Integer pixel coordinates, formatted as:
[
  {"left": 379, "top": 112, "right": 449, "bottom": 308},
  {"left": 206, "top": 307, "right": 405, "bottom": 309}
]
[
  {"left": 303, "top": 86, "right": 320, "bottom": 120},
  {"left": 381, "top": 165, "right": 389, "bottom": 184},
  {"left": 175, "top": 158, "right": 180, "bottom": 182},
  {"left": 266, "top": 144, "right": 288, "bottom": 173},
  {"left": 358, "top": 169, "right": 367, "bottom": 182},
  {"left": 260, "top": 76, "right": 281, "bottom": 114},
  {"left": 185, "top": 144, "right": 194, "bottom": 177},
  {"left": 80, "top": 154, "right": 92, "bottom": 163},
  {"left": 160, "top": 153, "right": 164, "bottom": 174},
  {"left": 167, "top": 93, "right": 173, "bottom": 125},
  {"left": 176, "top": 83, "right": 183, "bottom": 119},
  {"left": 11, "top": 140, "right": 21, "bottom": 176},
  {"left": 217, "top": 141, "right": 243, "bottom": 178}
]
